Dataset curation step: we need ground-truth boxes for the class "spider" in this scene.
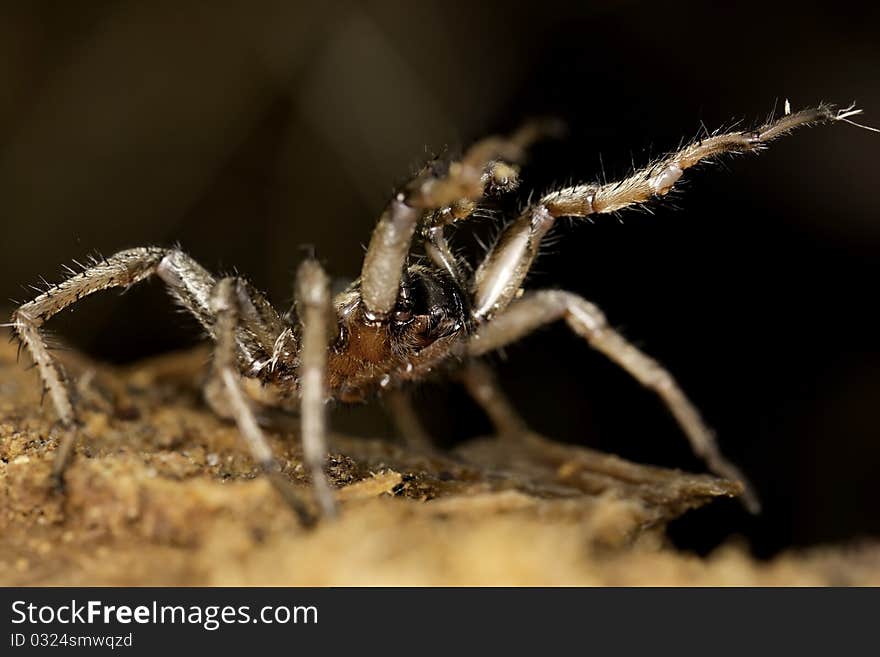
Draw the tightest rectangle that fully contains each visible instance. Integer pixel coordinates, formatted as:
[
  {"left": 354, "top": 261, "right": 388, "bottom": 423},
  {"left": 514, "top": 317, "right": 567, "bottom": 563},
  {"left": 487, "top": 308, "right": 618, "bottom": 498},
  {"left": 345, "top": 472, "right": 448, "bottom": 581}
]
[{"left": 8, "top": 102, "right": 874, "bottom": 525}]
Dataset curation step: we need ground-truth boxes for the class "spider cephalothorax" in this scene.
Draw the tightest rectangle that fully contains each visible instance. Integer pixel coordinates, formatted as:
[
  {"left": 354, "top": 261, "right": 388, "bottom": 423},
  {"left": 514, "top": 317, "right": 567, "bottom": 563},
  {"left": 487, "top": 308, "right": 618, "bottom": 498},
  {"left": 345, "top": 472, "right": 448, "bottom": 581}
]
[
  {"left": 9, "top": 102, "right": 874, "bottom": 524},
  {"left": 327, "top": 265, "right": 470, "bottom": 403}
]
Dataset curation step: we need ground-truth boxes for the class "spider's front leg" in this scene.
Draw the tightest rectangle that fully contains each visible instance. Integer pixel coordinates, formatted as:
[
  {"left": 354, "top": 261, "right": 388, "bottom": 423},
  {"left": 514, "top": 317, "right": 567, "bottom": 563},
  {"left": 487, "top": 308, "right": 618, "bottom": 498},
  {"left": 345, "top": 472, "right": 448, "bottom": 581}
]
[
  {"left": 468, "top": 290, "right": 761, "bottom": 513},
  {"left": 207, "top": 278, "right": 316, "bottom": 525},
  {"left": 472, "top": 104, "right": 863, "bottom": 319},
  {"left": 359, "top": 120, "right": 562, "bottom": 321}
]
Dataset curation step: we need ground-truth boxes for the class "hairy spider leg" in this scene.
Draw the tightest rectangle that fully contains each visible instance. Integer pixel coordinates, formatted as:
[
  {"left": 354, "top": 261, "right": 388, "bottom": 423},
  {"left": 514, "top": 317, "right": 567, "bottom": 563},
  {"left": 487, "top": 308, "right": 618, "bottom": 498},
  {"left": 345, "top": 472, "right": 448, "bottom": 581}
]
[
  {"left": 468, "top": 290, "right": 761, "bottom": 513},
  {"left": 9, "top": 247, "right": 320, "bottom": 520},
  {"left": 359, "top": 119, "right": 563, "bottom": 321},
  {"left": 464, "top": 105, "right": 863, "bottom": 512},
  {"left": 12, "top": 248, "right": 169, "bottom": 481},
  {"left": 472, "top": 105, "right": 859, "bottom": 319},
  {"left": 421, "top": 122, "right": 563, "bottom": 290}
]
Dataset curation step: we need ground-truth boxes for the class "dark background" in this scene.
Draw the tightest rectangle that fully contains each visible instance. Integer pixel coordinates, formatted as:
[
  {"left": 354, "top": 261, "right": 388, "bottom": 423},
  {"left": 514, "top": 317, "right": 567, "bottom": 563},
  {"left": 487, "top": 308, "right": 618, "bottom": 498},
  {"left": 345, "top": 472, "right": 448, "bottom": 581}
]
[{"left": 0, "top": 1, "right": 877, "bottom": 557}]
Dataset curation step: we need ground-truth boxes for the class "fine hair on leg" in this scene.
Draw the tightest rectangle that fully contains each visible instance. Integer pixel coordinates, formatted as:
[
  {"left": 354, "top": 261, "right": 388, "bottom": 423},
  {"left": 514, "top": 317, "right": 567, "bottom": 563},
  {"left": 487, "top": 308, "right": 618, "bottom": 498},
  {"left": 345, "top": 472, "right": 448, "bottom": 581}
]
[
  {"left": 473, "top": 105, "right": 866, "bottom": 320},
  {"left": 8, "top": 247, "right": 293, "bottom": 498},
  {"left": 11, "top": 248, "right": 170, "bottom": 482}
]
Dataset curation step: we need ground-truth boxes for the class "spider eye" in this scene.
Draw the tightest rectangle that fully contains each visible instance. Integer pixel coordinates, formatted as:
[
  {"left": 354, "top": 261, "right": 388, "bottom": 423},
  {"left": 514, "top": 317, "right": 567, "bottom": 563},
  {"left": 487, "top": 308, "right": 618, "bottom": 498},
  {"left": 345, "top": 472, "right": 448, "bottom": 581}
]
[{"left": 394, "top": 279, "right": 414, "bottom": 324}]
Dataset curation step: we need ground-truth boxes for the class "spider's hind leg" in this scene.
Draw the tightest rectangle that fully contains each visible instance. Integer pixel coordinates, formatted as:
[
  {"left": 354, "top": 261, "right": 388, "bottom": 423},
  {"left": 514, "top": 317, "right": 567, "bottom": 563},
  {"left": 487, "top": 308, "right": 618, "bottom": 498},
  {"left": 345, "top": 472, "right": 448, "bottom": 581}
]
[
  {"left": 468, "top": 289, "right": 760, "bottom": 513},
  {"left": 382, "top": 388, "right": 434, "bottom": 450},
  {"left": 10, "top": 247, "right": 171, "bottom": 483},
  {"left": 293, "top": 258, "right": 338, "bottom": 518},
  {"left": 9, "top": 247, "right": 280, "bottom": 489},
  {"left": 456, "top": 360, "right": 529, "bottom": 439}
]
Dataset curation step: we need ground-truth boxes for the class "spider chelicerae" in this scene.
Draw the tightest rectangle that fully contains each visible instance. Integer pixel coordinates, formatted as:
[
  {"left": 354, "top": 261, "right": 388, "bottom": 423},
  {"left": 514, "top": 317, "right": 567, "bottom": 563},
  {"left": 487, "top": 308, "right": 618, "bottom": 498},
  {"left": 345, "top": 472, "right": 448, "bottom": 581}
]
[{"left": 8, "top": 102, "right": 874, "bottom": 524}]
